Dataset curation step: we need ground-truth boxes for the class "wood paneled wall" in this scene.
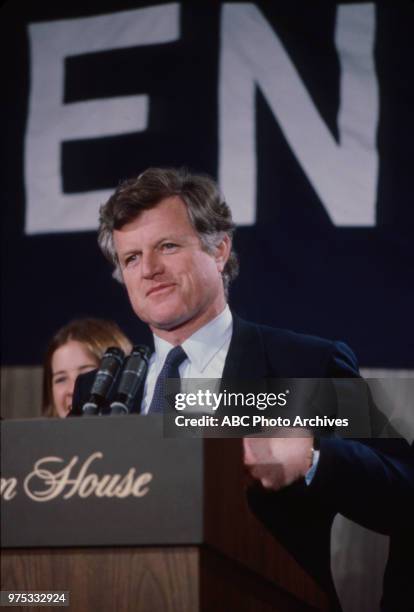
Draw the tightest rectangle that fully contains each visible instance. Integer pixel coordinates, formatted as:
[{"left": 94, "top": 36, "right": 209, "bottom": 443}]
[{"left": 1, "top": 366, "right": 43, "bottom": 419}]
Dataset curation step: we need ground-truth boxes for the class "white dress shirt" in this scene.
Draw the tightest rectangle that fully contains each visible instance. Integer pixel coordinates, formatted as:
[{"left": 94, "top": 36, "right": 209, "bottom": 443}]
[{"left": 141, "top": 305, "right": 233, "bottom": 414}]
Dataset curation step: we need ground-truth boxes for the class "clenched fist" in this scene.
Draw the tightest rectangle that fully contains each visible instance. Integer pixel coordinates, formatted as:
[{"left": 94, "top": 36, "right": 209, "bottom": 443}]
[{"left": 243, "top": 432, "right": 314, "bottom": 491}]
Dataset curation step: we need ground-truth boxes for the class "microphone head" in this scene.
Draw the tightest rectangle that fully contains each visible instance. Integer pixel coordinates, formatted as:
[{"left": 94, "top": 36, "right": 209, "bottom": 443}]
[
  {"left": 82, "top": 346, "right": 125, "bottom": 415},
  {"left": 109, "top": 344, "right": 151, "bottom": 415}
]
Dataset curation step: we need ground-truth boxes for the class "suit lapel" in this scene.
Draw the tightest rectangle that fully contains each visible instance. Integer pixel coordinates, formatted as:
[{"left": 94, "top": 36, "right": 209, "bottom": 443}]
[{"left": 222, "top": 315, "right": 268, "bottom": 382}]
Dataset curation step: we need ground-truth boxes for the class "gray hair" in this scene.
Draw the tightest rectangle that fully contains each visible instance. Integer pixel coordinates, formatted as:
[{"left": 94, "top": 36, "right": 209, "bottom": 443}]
[{"left": 98, "top": 167, "right": 239, "bottom": 296}]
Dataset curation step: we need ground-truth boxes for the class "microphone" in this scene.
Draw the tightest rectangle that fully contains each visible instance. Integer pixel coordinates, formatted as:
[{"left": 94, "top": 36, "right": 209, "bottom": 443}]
[
  {"left": 82, "top": 347, "right": 125, "bottom": 416},
  {"left": 110, "top": 345, "right": 151, "bottom": 415}
]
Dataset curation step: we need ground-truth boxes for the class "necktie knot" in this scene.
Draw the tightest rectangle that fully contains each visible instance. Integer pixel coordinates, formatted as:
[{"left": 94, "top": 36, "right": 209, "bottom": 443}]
[{"left": 165, "top": 345, "right": 187, "bottom": 369}]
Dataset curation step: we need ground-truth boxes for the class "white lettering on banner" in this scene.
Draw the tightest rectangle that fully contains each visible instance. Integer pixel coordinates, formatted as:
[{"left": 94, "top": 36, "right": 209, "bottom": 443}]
[
  {"left": 23, "top": 453, "right": 153, "bottom": 501},
  {"left": 219, "top": 3, "right": 378, "bottom": 226},
  {"left": 25, "top": 4, "right": 180, "bottom": 234}
]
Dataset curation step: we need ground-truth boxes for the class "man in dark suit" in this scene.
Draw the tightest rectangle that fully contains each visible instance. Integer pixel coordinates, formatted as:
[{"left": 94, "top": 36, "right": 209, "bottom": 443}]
[{"left": 73, "top": 167, "right": 413, "bottom": 611}]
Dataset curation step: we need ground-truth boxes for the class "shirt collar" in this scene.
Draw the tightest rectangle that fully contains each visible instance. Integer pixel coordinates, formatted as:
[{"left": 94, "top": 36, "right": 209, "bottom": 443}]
[{"left": 153, "top": 305, "right": 233, "bottom": 372}]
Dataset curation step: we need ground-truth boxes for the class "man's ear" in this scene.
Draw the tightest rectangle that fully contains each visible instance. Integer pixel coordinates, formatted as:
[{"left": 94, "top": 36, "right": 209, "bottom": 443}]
[{"left": 215, "top": 234, "right": 231, "bottom": 273}]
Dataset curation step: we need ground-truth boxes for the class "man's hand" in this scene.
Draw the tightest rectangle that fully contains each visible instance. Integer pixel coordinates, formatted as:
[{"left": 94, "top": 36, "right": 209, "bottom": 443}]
[{"left": 243, "top": 432, "right": 314, "bottom": 491}]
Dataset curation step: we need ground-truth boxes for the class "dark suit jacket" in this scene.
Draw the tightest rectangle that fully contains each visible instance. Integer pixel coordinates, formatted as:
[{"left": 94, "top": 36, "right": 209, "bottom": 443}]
[
  {"left": 72, "top": 315, "right": 414, "bottom": 610},
  {"left": 225, "top": 318, "right": 413, "bottom": 612}
]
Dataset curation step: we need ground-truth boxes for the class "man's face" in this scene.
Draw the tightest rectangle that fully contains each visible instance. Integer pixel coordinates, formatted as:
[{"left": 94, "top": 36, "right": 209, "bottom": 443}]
[{"left": 113, "top": 196, "right": 230, "bottom": 336}]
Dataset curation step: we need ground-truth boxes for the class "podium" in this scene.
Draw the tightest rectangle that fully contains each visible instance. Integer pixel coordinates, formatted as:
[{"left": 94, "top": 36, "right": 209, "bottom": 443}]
[{"left": 1, "top": 417, "right": 329, "bottom": 611}]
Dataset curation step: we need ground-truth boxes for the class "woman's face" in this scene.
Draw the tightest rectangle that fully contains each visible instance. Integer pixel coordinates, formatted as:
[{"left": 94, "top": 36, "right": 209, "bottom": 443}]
[{"left": 51, "top": 340, "right": 98, "bottom": 418}]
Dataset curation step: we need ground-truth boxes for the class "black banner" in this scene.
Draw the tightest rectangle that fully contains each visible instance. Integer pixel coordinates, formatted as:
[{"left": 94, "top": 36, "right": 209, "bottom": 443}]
[{"left": 1, "top": 1, "right": 413, "bottom": 367}]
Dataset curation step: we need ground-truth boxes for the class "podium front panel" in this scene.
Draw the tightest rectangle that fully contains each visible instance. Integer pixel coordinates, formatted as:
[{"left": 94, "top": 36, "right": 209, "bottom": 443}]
[{"left": 1, "top": 416, "right": 203, "bottom": 548}]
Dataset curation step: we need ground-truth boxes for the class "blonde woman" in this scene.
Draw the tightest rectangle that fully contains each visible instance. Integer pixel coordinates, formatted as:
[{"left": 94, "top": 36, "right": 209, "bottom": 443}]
[{"left": 42, "top": 318, "right": 132, "bottom": 418}]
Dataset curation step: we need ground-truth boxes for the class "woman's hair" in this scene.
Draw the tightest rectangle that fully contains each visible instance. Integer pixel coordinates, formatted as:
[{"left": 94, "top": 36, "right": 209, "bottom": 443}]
[{"left": 42, "top": 318, "right": 132, "bottom": 417}]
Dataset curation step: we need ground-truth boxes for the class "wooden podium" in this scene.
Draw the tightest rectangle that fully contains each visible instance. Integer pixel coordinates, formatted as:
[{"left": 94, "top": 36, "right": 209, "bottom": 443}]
[{"left": 1, "top": 417, "right": 329, "bottom": 611}]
